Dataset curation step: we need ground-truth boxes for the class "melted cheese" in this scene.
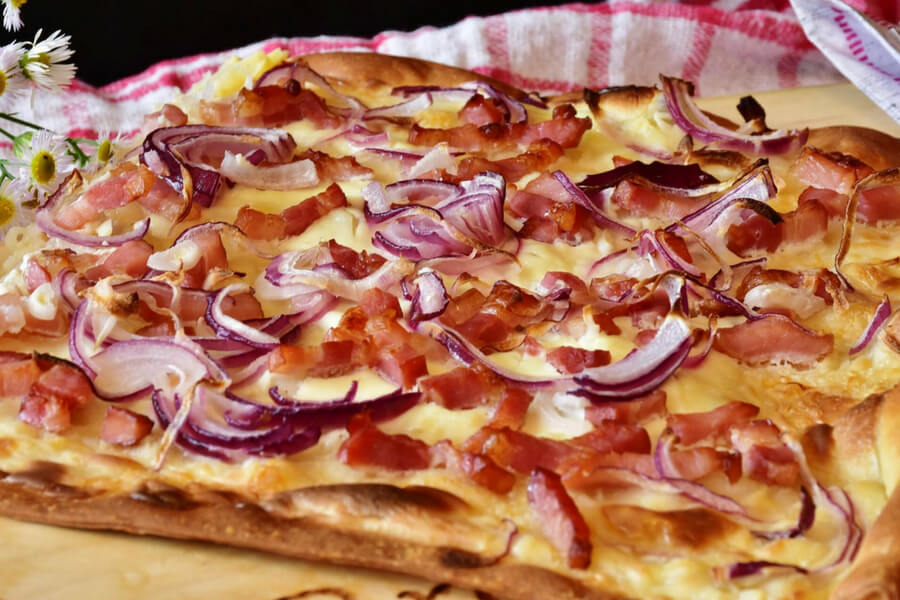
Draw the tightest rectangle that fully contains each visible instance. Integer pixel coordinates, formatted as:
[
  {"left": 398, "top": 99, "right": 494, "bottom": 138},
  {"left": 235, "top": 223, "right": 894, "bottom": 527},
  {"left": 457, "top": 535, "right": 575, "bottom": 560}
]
[{"left": 1, "top": 54, "right": 898, "bottom": 600}]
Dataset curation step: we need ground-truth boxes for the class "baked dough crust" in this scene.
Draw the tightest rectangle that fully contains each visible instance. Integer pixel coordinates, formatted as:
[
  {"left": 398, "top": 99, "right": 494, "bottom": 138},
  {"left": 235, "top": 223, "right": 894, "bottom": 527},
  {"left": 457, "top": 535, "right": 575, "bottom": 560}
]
[
  {"left": 0, "top": 469, "right": 615, "bottom": 600},
  {"left": 3, "top": 51, "right": 900, "bottom": 600}
]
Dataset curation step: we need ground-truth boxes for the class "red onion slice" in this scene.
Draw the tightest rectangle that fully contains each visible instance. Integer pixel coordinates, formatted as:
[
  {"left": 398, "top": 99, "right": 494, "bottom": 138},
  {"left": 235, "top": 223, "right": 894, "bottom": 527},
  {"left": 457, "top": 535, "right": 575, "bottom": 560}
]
[
  {"left": 255, "top": 60, "right": 367, "bottom": 115},
  {"left": 90, "top": 336, "right": 226, "bottom": 401},
  {"left": 408, "top": 144, "right": 457, "bottom": 178},
  {"left": 141, "top": 125, "right": 297, "bottom": 207},
  {"left": 35, "top": 172, "right": 151, "bottom": 247},
  {"left": 407, "top": 271, "right": 449, "bottom": 323},
  {"left": 205, "top": 284, "right": 279, "bottom": 350},
  {"left": 653, "top": 431, "right": 754, "bottom": 518},
  {"left": 420, "top": 321, "right": 567, "bottom": 390},
  {"left": 660, "top": 76, "right": 807, "bottom": 155},
  {"left": 849, "top": 295, "right": 892, "bottom": 355},
  {"left": 752, "top": 487, "right": 816, "bottom": 541},
  {"left": 727, "top": 561, "right": 808, "bottom": 579},
  {"left": 573, "top": 315, "right": 693, "bottom": 400},
  {"left": 266, "top": 385, "right": 421, "bottom": 429},
  {"left": 219, "top": 152, "right": 318, "bottom": 190},
  {"left": 552, "top": 170, "right": 636, "bottom": 237},
  {"left": 364, "top": 93, "right": 433, "bottom": 120}
]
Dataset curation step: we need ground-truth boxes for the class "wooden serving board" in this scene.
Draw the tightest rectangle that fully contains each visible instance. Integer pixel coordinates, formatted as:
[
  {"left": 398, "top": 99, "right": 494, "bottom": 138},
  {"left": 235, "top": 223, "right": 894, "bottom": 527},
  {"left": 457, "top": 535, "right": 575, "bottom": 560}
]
[{"left": 1, "top": 82, "right": 897, "bottom": 600}]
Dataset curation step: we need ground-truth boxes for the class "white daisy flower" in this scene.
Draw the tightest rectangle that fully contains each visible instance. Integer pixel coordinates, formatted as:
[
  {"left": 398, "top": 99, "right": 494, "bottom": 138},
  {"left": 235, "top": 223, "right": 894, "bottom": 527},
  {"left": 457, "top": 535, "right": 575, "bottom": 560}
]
[
  {"left": 18, "top": 129, "right": 74, "bottom": 196},
  {"left": 0, "top": 42, "right": 27, "bottom": 108},
  {"left": 1, "top": 0, "right": 26, "bottom": 32},
  {"left": 92, "top": 127, "right": 133, "bottom": 166},
  {"left": 0, "top": 177, "right": 33, "bottom": 236},
  {"left": 21, "top": 30, "right": 76, "bottom": 91}
]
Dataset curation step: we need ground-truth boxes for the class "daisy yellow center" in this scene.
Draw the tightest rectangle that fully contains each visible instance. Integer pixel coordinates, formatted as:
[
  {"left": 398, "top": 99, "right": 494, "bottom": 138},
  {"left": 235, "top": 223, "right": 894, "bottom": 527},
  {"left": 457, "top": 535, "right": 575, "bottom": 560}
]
[
  {"left": 97, "top": 140, "right": 113, "bottom": 163},
  {"left": 0, "top": 196, "right": 15, "bottom": 228},
  {"left": 11, "top": 0, "right": 27, "bottom": 8},
  {"left": 30, "top": 151, "right": 56, "bottom": 185},
  {"left": 0, "top": 71, "right": 6, "bottom": 98}
]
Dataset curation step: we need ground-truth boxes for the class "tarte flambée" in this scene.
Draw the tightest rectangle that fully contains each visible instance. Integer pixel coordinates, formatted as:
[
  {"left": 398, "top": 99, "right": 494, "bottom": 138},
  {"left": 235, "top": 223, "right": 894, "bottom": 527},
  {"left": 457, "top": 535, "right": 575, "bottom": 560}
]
[{"left": 2, "top": 51, "right": 900, "bottom": 600}]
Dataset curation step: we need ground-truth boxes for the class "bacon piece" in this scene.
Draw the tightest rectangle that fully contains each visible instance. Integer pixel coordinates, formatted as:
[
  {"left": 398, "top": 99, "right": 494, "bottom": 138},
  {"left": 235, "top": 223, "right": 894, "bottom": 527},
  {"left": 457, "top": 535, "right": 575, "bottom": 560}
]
[
  {"left": 420, "top": 366, "right": 504, "bottom": 410},
  {"left": 857, "top": 185, "right": 900, "bottom": 225},
  {"left": 456, "top": 140, "right": 564, "bottom": 183},
  {"left": 141, "top": 103, "right": 187, "bottom": 134},
  {"left": 724, "top": 212, "right": 783, "bottom": 257},
  {"left": 268, "top": 340, "right": 360, "bottom": 378},
  {"left": 791, "top": 147, "right": 873, "bottom": 196},
  {"left": 464, "top": 427, "right": 579, "bottom": 474},
  {"left": 54, "top": 163, "right": 159, "bottom": 230},
  {"left": 199, "top": 86, "right": 342, "bottom": 128},
  {"left": 458, "top": 94, "right": 506, "bottom": 126},
  {"left": 669, "top": 447, "right": 742, "bottom": 483},
  {"left": 779, "top": 199, "right": 828, "bottom": 245},
  {"left": 540, "top": 272, "right": 590, "bottom": 305},
  {"left": 735, "top": 267, "right": 839, "bottom": 306},
  {"left": 374, "top": 345, "right": 428, "bottom": 390},
  {"left": 84, "top": 240, "right": 154, "bottom": 281},
  {"left": 339, "top": 413, "right": 432, "bottom": 470},
  {"left": 0, "top": 355, "right": 41, "bottom": 396},
  {"left": 799, "top": 186, "right": 848, "bottom": 218},
  {"left": 546, "top": 346, "right": 611, "bottom": 374},
  {"left": 24, "top": 260, "right": 51, "bottom": 294},
  {"left": 488, "top": 387, "right": 533, "bottom": 429},
  {"left": 527, "top": 467, "right": 593, "bottom": 569},
  {"left": 667, "top": 401, "right": 760, "bottom": 446},
  {"left": 585, "top": 390, "right": 667, "bottom": 425},
  {"left": 236, "top": 183, "right": 348, "bottom": 241},
  {"left": 572, "top": 422, "right": 651, "bottom": 454},
  {"left": 358, "top": 288, "right": 401, "bottom": 318},
  {"left": 610, "top": 179, "right": 709, "bottom": 219},
  {"left": 561, "top": 452, "right": 657, "bottom": 490},
  {"left": 136, "top": 175, "right": 184, "bottom": 220},
  {"left": 730, "top": 420, "right": 799, "bottom": 487},
  {"left": 182, "top": 229, "right": 228, "bottom": 288},
  {"left": 296, "top": 150, "right": 372, "bottom": 182},
  {"left": 234, "top": 206, "right": 286, "bottom": 240},
  {"left": 509, "top": 172, "right": 594, "bottom": 243},
  {"left": 409, "top": 105, "right": 590, "bottom": 152},
  {"left": 19, "top": 363, "right": 94, "bottom": 433},
  {"left": 327, "top": 240, "right": 386, "bottom": 280},
  {"left": 282, "top": 183, "right": 348, "bottom": 238},
  {"left": 431, "top": 440, "right": 516, "bottom": 494},
  {"left": 714, "top": 315, "right": 834, "bottom": 367},
  {"left": 443, "top": 280, "right": 562, "bottom": 351},
  {"left": 100, "top": 406, "right": 153, "bottom": 446}
]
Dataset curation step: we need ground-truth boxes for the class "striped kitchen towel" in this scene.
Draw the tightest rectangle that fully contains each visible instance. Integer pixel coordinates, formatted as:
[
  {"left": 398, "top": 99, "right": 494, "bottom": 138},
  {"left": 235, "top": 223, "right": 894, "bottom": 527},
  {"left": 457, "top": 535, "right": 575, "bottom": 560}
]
[{"left": 5, "top": 0, "right": 899, "bottom": 140}]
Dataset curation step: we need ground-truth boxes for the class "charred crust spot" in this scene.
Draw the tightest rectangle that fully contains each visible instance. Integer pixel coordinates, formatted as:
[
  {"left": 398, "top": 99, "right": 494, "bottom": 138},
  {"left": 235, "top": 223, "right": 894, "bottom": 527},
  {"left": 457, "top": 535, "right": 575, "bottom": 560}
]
[
  {"left": 398, "top": 583, "right": 452, "bottom": 600},
  {"left": 283, "top": 79, "right": 301, "bottom": 96},
  {"left": 130, "top": 481, "right": 199, "bottom": 511},
  {"left": 4, "top": 461, "right": 88, "bottom": 498},
  {"left": 584, "top": 85, "right": 657, "bottom": 115},
  {"left": 802, "top": 423, "right": 834, "bottom": 463},
  {"left": 439, "top": 547, "right": 491, "bottom": 569},
  {"left": 274, "top": 588, "right": 355, "bottom": 600},
  {"left": 291, "top": 484, "right": 466, "bottom": 515}
]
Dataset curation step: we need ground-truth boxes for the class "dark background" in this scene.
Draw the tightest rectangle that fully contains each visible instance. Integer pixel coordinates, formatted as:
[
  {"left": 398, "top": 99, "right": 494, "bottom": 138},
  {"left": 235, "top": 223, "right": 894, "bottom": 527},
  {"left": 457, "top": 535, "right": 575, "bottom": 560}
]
[{"left": 9, "top": 1, "right": 578, "bottom": 86}]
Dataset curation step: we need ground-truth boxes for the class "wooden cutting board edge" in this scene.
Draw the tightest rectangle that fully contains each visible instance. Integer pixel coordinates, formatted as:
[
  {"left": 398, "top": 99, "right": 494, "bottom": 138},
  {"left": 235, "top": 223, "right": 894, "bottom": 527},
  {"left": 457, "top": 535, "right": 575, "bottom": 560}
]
[{"left": 0, "top": 81, "right": 895, "bottom": 600}]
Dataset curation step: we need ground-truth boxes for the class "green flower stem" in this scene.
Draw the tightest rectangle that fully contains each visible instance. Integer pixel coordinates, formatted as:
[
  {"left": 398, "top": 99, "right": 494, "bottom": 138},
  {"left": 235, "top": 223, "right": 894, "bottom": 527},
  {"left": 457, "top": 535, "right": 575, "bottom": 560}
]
[
  {"left": 0, "top": 113, "right": 42, "bottom": 131},
  {"left": 66, "top": 139, "right": 90, "bottom": 168},
  {"left": 0, "top": 128, "right": 15, "bottom": 143}
]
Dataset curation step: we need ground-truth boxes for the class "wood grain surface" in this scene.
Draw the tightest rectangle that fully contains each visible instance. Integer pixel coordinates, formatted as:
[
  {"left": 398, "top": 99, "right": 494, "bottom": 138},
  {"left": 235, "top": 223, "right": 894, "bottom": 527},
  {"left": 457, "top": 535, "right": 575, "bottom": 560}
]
[{"left": 0, "top": 82, "right": 895, "bottom": 600}]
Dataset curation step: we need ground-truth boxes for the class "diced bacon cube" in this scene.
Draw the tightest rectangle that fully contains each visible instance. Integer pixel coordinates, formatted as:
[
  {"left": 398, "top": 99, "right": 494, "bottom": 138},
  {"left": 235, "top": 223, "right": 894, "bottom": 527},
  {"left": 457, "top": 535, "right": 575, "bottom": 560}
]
[
  {"left": 488, "top": 387, "right": 533, "bottom": 430},
  {"left": 234, "top": 206, "right": 286, "bottom": 240},
  {"left": 546, "top": 346, "right": 611, "bottom": 374},
  {"left": 101, "top": 406, "right": 154, "bottom": 446},
  {"left": 0, "top": 355, "right": 41, "bottom": 397},
  {"left": 527, "top": 467, "right": 593, "bottom": 569},
  {"left": 339, "top": 413, "right": 431, "bottom": 471},
  {"left": 420, "top": 366, "right": 504, "bottom": 410},
  {"left": 667, "top": 401, "right": 759, "bottom": 446},
  {"left": 374, "top": 345, "right": 428, "bottom": 389},
  {"left": 19, "top": 390, "right": 72, "bottom": 432},
  {"left": 32, "top": 363, "right": 94, "bottom": 409}
]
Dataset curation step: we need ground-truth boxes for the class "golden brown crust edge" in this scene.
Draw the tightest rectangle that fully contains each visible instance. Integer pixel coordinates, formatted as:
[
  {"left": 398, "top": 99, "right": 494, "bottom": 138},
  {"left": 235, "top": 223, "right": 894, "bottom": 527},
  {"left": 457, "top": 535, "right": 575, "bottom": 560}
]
[
  {"left": 299, "top": 51, "right": 532, "bottom": 101},
  {"left": 0, "top": 471, "right": 617, "bottom": 600},
  {"left": 833, "top": 386, "right": 900, "bottom": 600}
]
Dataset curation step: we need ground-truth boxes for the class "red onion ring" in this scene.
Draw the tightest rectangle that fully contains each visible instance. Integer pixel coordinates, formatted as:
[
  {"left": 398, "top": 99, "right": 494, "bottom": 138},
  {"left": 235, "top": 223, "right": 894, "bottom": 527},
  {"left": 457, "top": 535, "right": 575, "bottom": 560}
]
[
  {"left": 218, "top": 152, "right": 318, "bottom": 190},
  {"left": 660, "top": 76, "right": 807, "bottom": 155},
  {"left": 849, "top": 295, "right": 892, "bottom": 355},
  {"left": 35, "top": 171, "right": 151, "bottom": 247},
  {"left": 552, "top": 170, "right": 636, "bottom": 237}
]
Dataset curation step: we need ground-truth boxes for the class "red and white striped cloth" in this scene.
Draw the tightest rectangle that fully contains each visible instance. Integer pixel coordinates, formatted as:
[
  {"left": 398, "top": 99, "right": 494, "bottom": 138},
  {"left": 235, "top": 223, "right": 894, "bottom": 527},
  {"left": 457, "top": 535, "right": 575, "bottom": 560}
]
[{"left": 7, "top": 0, "right": 900, "bottom": 140}]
